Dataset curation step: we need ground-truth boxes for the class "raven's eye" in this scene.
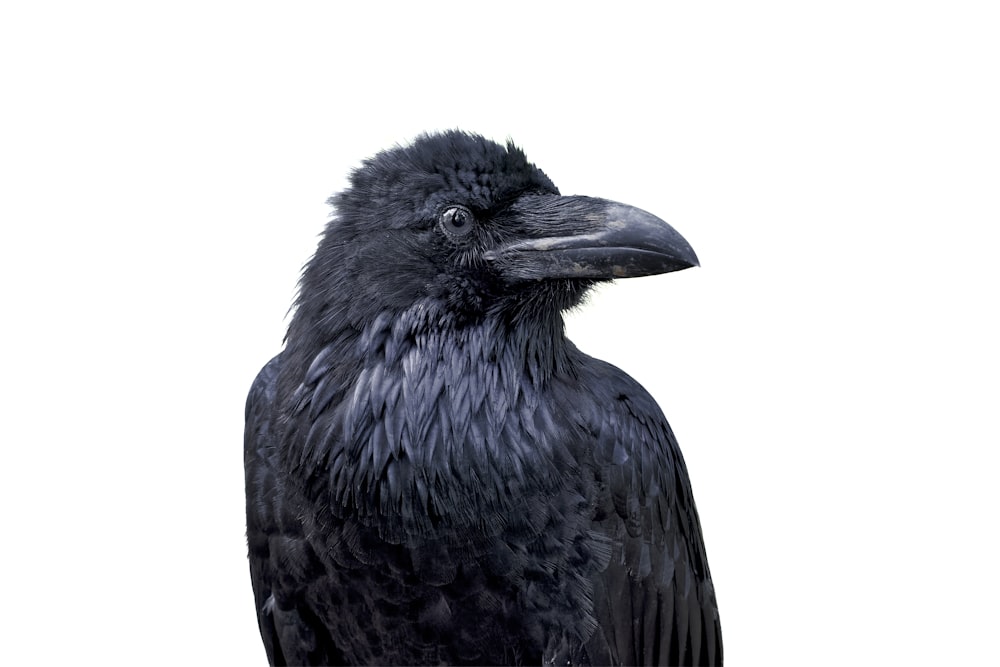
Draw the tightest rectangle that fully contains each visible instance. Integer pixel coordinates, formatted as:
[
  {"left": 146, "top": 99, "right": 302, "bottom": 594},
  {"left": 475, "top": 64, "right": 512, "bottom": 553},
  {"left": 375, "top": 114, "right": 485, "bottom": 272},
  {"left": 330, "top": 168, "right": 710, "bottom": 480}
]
[{"left": 439, "top": 205, "right": 475, "bottom": 238}]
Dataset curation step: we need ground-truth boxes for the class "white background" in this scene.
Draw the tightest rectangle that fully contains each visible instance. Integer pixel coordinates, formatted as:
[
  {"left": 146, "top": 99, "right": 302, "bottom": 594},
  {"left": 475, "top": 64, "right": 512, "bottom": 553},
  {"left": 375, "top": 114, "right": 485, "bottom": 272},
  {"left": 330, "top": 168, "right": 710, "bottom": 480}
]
[{"left": 2, "top": 2, "right": 997, "bottom": 664}]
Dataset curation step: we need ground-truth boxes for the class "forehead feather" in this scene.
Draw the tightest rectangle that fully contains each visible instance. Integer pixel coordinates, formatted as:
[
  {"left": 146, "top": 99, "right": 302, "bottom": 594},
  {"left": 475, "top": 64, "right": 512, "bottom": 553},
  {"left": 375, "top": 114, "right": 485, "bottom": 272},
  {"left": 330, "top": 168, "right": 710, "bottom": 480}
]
[{"left": 338, "top": 132, "right": 557, "bottom": 224}]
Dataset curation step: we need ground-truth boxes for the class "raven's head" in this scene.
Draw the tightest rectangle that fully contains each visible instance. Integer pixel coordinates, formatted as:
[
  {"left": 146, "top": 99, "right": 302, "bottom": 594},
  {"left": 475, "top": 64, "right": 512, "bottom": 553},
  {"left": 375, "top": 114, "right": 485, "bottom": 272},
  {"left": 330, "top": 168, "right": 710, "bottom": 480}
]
[{"left": 293, "top": 131, "right": 697, "bottom": 339}]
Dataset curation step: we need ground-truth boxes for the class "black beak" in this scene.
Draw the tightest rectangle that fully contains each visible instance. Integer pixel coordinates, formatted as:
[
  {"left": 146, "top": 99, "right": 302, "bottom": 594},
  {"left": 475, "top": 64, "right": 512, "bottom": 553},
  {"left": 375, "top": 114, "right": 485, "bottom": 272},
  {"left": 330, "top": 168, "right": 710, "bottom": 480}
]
[{"left": 483, "top": 194, "right": 699, "bottom": 281}]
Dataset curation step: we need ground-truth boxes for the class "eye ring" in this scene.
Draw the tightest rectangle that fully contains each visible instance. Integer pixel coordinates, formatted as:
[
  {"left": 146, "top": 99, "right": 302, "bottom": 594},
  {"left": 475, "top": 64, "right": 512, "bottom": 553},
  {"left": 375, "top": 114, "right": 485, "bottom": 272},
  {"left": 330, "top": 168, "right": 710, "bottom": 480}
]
[{"left": 439, "top": 205, "right": 475, "bottom": 238}]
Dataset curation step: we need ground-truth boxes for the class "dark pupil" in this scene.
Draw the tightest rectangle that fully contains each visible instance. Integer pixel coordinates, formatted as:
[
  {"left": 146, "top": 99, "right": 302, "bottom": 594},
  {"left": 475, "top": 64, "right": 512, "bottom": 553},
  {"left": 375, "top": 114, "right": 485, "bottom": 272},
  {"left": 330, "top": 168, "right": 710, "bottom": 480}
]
[{"left": 449, "top": 209, "right": 466, "bottom": 227}]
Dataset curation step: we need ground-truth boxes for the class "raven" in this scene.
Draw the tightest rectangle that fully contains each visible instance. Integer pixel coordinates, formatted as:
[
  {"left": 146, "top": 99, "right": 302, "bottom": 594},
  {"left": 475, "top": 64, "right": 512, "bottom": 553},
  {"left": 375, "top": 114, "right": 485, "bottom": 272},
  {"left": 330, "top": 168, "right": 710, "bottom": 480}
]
[{"left": 245, "top": 131, "right": 721, "bottom": 666}]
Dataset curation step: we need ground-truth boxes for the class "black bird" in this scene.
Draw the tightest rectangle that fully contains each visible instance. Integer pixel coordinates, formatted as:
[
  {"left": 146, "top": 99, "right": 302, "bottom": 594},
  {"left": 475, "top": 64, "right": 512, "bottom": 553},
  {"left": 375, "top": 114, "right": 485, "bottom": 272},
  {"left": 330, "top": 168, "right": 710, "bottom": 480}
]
[{"left": 245, "top": 131, "right": 721, "bottom": 665}]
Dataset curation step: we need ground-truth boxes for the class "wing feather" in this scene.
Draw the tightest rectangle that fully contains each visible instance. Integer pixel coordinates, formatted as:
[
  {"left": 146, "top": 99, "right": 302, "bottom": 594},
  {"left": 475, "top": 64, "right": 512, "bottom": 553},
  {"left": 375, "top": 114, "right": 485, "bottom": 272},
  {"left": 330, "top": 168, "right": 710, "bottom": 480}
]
[
  {"left": 579, "top": 357, "right": 722, "bottom": 666},
  {"left": 245, "top": 355, "right": 345, "bottom": 665}
]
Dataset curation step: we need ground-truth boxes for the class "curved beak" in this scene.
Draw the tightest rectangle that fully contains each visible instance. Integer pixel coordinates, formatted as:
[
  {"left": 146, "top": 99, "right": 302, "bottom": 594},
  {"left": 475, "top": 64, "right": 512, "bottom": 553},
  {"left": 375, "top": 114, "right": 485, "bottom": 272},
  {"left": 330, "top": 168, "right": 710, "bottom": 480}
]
[{"left": 483, "top": 194, "right": 698, "bottom": 281}]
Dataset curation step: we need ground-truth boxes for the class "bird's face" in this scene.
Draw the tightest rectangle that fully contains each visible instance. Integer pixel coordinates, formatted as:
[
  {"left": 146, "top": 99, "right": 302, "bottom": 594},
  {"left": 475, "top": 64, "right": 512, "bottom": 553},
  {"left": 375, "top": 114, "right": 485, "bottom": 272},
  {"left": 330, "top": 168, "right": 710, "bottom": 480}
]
[{"left": 306, "top": 132, "right": 698, "bottom": 329}]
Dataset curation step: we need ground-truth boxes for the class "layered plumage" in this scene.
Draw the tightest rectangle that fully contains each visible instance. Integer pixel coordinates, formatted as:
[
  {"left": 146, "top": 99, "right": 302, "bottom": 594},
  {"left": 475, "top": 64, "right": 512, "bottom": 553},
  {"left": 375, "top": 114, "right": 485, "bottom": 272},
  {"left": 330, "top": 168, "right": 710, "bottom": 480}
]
[{"left": 245, "top": 131, "right": 721, "bottom": 665}]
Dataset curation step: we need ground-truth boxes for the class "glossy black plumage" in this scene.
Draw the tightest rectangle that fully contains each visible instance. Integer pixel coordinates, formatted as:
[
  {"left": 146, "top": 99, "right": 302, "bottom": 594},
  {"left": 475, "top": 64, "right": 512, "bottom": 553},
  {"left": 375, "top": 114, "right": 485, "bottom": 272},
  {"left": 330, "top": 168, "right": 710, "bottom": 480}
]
[{"left": 245, "top": 131, "right": 721, "bottom": 665}]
